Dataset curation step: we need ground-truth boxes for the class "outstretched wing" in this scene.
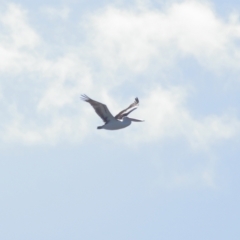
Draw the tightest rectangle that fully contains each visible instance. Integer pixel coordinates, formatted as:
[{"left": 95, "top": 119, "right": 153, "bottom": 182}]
[
  {"left": 115, "top": 97, "right": 139, "bottom": 120},
  {"left": 81, "top": 94, "right": 115, "bottom": 123}
]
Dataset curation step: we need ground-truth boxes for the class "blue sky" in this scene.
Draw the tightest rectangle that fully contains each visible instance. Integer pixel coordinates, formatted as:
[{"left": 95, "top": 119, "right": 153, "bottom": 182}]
[{"left": 0, "top": 0, "right": 240, "bottom": 239}]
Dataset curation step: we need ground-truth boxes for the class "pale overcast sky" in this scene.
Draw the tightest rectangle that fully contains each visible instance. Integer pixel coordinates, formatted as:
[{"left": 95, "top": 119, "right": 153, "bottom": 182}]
[{"left": 0, "top": 0, "right": 240, "bottom": 239}]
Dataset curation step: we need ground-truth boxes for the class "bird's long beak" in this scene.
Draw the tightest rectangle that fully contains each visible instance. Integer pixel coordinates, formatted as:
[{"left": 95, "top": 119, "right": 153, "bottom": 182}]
[{"left": 128, "top": 117, "right": 144, "bottom": 122}]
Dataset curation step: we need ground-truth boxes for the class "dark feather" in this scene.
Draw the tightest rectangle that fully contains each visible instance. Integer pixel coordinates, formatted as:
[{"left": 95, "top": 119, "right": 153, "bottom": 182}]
[
  {"left": 115, "top": 97, "right": 139, "bottom": 119},
  {"left": 81, "top": 94, "right": 114, "bottom": 123}
]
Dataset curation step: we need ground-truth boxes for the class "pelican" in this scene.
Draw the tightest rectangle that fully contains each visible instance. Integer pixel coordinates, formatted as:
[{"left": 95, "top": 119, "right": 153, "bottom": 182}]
[{"left": 81, "top": 94, "right": 144, "bottom": 130}]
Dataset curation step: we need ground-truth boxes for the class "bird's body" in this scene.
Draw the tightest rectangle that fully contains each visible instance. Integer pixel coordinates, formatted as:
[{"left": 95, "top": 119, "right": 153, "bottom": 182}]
[
  {"left": 81, "top": 94, "right": 143, "bottom": 130},
  {"left": 98, "top": 117, "right": 132, "bottom": 130}
]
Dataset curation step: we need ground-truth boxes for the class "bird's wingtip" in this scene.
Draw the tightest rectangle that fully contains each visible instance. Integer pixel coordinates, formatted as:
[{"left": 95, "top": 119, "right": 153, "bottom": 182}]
[{"left": 80, "top": 94, "right": 90, "bottom": 101}]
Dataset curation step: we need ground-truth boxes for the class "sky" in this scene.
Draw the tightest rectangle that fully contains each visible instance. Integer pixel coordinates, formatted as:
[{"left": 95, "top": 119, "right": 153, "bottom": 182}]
[{"left": 0, "top": 0, "right": 240, "bottom": 239}]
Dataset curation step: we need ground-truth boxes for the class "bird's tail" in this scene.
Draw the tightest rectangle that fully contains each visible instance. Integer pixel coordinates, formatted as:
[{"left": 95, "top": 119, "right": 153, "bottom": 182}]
[{"left": 97, "top": 126, "right": 103, "bottom": 129}]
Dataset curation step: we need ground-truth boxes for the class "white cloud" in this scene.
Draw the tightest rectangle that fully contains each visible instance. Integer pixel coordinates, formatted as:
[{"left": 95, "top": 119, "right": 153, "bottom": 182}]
[
  {"left": 85, "top": 1, "right": 240, "bottom": 72},
  {"left": 0, "top": 3, "right": 40, "bottom": 48},
  {"left": 37, "top": 55, "right": 93, "bottom": 111},
  {"left": 0, "top": 3, "right": 41, "bottom": 73},
  {"left": 0, "top": 4, "right": 93, "bottom": 144}
]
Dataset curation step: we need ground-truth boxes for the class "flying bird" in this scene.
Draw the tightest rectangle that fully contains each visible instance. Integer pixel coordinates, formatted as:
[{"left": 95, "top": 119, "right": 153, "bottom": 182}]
[{"left": 81, "top": 94, "right": 144, "bottom": 130}]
